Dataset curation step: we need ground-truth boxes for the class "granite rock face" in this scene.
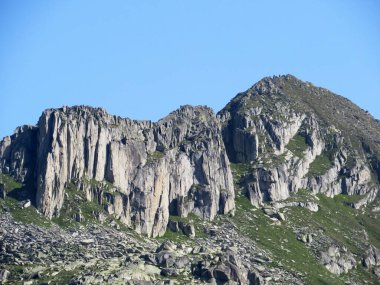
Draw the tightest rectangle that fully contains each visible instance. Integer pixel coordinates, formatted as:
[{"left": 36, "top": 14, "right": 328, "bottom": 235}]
[
  {"left": 363, "top": 245, "right": 380, "bottom": 268},
  {"left": 1, "top": 74, "right": 380, "bottom": 284},
  {"left": 321, "top": 246, "right": 357, "bottom": 275},
  {"left": 0, "top": 105, "right": 235, "bottom": 237},
  {"left": 0, "top": 125, "right": 37, "bottom": 184},
  {"left": 219, "top": 75, "right": 380, "bottom": 207}
]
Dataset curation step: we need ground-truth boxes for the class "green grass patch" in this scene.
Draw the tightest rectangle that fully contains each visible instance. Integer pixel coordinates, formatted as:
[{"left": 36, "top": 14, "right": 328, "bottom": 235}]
[
  {"left": 285, "top": 188, "right": 319, "bottom": 203},
  {"left": 286, "top": 134, "right": 308, "bottom": 158},
  {"left": 147, "top": 150, "right": 165, "bottom": 164},
  {"left": 228, "top": 179, "right": 380, "bottom": 284},
  {"left": 307, "top": 152, "right": 333, "bottom": 177},
  {"left": 230, "top": 162, "right": 252, "bottom": 186},
  {"left": 231, "top": 194, "right": 344, "bottom": 285},
  {"left": 157, "top": 228, "right": 190, "bottom": 243},
  {"left": 0, "top": 173, "right": 51, "bottom": 228},
  {"left": 0, "top": 173, "right": 22, "bottom": 191},
  {"left": 158, "top": 212, "right": 206, "bottom": 243},
  {"left": 52, "top": 182, "right": 106, "bottom": 228}
]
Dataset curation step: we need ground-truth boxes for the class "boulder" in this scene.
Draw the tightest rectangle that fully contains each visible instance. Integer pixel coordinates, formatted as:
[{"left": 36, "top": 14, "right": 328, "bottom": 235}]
[
  {"left": 277, "top": 212, "right": 286, "bottom": 221},
  {"left": 157, "top": 241, "right": 176, "bottom": 252},
  {"left": 160, "top": 268, "right": 179, "bottom": 277},
  {"left": 363, "top": 245, "right": 380, "bottom": 268},
  {"left": 80, "top": 239, "right": 95, "bottom": 245},
  {"left": 178, "top": 221, "right": 195, "bottom": 238},
  {"left": 174, "top": 256, "right": 190, "bottom": 269},
  {"left": 0, "top": 269, "right": 10, "bottom": 283},
  {"left": 22, "top": 199, "right": 31, "bottom": 208},
  {"left": 167, "top": 220, "right": 180, "bottom": 232}
]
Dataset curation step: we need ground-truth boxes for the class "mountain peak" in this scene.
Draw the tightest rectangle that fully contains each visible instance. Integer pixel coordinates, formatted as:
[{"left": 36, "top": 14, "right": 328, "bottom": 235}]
[{"left": 245, "top": 74, "right": 315, "bottom": 97}]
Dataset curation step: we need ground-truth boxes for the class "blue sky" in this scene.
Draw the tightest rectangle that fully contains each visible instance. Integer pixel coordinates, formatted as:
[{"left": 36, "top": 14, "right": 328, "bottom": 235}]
[{"left": 0, "top": 0, "right": 379, "bottom": 138}]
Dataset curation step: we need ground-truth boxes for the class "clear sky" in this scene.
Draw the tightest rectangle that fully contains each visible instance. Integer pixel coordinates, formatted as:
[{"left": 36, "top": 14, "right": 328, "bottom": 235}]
[{"left": 0, "top": 0, "right": 379, "bottom": 138}]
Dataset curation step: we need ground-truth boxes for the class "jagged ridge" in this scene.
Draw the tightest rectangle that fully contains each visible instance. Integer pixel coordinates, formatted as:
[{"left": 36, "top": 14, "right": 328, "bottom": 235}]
[
  {"left": 0, "top": 105, "right": 235, "bottom": 237},
  {"left": 1, "top": 75, "right": 380, "bottom": 284}
]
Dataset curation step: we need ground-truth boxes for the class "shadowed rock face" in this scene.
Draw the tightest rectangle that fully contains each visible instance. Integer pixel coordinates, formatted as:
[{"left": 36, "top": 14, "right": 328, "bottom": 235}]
[
  {"left": 0, "top": 105, "right": 235, "bottom": 237},
  {"left": 0, "top": 125, "right": 38, "bottom": 184},
  {"left": 218, "top": 75, "right": 380, "bottom": 207}
]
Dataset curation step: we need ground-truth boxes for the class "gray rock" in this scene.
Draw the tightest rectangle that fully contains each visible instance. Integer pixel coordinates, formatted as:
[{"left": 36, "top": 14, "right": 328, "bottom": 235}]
[
  {"left": 0, "top": 269, "right": 10, "bottom": 283},
  {"left": 274, "top": 201, "right": 319, "bottom": 212},
  {"left": 178, "top": 221, "right": 195, "bottom": 238},
  {"left": 320, "top": 246, "right": 356, "bottom": 275},
  {"left": 174, "top": 256, "right": 190, "bottom": 269},
  {"left": 213, "top": 266, "right": 230, "bottom": 282},
  {"left": 142, "top": 253, "right": 156, "bottom": 265},
  {"left": 80, "top": 239, "right": 95, "bottom": 245},
  {"left": 192, "top": 246, "right": 201, "bottom": 254},
  {"left": 167, "top": 220, "right": 180, "bottom": 232},
  {"left": 374, "top": 267, "right": 380, "bottom": 279},
  {"left": 262, "top": 207, "right": 276, "bottom": 217},
  {"left": 248, "top": 270, "right": 263, "bottom": 285},
  {"left": 346, "top": 190, "right": 379, "bottom": 209},
  {"left": 22, "top": 199, "right": 31, "bottom": 208},
  {"left": 109, "top": 220, "right": 120, "bottom": 230},
  {"left": 160, "top": 268, "right": 178, "bottom": 277},
  {"left": 218, "top": 75, "right": 377, "bottom": 207},
  {"left": 0, "top": 106, "right": 235, "bottom": 238},
  {"left": 363, "top": 245, "right": 380, "bottom": 268},
  {"left": 277, "top": 212, "right": 286, "bottom": 221},
  {"left": 157, "top": 241, "right": 176, "bottom": 252}
]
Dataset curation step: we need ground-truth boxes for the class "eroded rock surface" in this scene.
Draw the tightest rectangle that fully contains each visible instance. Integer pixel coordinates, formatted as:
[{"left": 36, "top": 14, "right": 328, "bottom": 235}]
[
  {"left": 0, "top": 105, "right": 235, "bottom": 237},
  {"left": 218, "top": 75, "right": 379, "bottom": 207},
  {"left": 321, "top": 246, "right": 356, "bottom": 275},
  {"left": 1, "top": 74, "right": 380, "bottom": 284}
]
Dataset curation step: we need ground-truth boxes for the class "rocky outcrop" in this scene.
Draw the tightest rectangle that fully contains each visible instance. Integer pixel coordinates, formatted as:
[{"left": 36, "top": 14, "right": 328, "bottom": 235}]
[
  {"left": 1, "top": 74, "right": 380, "bottom": 236},
  {"left": 363, "top": 245, "right": 380, "bottom": 268},
  {"left": 0, "top": 269, "right": 10, "bottom": 283},
  {"left": 346, "top": 189, "right": 379, "bottom": 209},
  {"left": 192, "top": 248, "right": 263, "bottom": 284},
  {"left": 273, "top": 201, "right": 319, "bottom": 212},
  {"left": 0, "top": 105, "right": 234, "bottom": 237},
  {"left": 0, "top": 125, "right": 37, "bottom": 184},
  {"left": 320, "top": 246, "right": 356, "bottom": 275},
  {"left": 2, "top": 74, "right": 380, "bottom": 284},
  {"left": 219, "top": 75, "right": 379, "bottom": 207},
  {"left": 167, "top": 220, "right": 196, "bottom": 238}
]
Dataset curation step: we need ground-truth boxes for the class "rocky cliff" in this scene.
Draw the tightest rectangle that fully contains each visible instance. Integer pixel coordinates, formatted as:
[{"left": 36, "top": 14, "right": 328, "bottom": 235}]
[
  {"left": 1, "top": 75, "right": 380, "bottom": 284},
  {"left": 0, "top": 105, "right": 235, "bottom": 237},
  {"left": 218, "top": 75, "right": 380, "bottom": 207}
]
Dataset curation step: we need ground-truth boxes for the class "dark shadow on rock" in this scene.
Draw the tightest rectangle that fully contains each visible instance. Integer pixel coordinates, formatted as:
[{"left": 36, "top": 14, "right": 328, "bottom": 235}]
[{"left": 7, "top": 185, "right": 36, "bottom": 205}]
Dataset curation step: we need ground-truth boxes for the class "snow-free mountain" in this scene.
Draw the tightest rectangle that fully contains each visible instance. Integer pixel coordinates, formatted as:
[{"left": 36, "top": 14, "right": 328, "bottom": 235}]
[{"left": 0, "top": 75, "right": 379, "bottom": 284}]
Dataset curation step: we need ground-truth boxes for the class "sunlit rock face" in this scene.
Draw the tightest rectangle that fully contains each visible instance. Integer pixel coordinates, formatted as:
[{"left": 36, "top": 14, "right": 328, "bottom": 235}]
[
  {"left": 218, "top": 75, "right": 379, "bottom": 207},
  {"left": 0, "top": 105, "right": 235, "bottom": 237}
]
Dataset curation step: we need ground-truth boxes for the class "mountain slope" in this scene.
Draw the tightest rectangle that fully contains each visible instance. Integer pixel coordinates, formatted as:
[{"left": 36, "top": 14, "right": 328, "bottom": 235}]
[
  {"left": 0, "top": 75, "right": 379, "bottom": 285},
  {"left": 218, "top": 74, "right": 379, "bottom": 207},
  {"left": 217, "top": 74, "right": 380, "bottom": 283}
]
